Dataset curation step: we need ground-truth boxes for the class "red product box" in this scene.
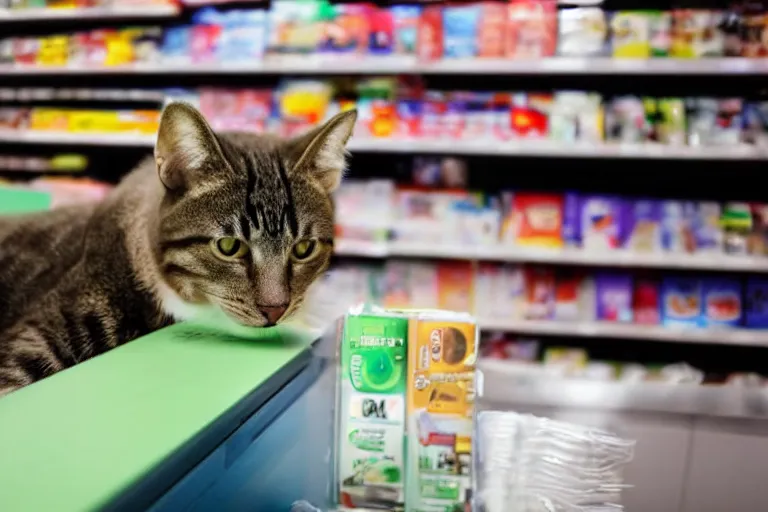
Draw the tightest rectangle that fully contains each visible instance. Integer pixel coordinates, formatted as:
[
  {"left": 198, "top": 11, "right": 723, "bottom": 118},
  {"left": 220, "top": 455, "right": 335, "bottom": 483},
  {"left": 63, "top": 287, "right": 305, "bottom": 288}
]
[
  {"left": 510, "top": 92, "right": 552, "bottom": 138},
  {"left": 13, "top": 38, "right": 39, "bottom": 65},
  {"left": 478, "top": 1, "right": 507, "bottom": 57},
  {"left": 417, "top": 5, "right": 443, "bottom": 61},
  {"left": 506, "top": 0, "right": 558, "bottom": 58},
  {"left": 190, "top": 24, "right": 221, "bottom": 63},
  {"left": 421, "top": 91, "right": 447, "bottom": 138},
  {"left": 634, "top": 277, "right": 660, "bottom": 325}
]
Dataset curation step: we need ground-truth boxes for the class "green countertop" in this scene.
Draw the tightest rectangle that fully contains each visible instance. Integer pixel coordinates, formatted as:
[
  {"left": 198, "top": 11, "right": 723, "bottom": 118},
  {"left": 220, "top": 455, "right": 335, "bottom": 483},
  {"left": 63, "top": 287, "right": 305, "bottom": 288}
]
[
  {"left": 0, "top": 186, "right": 51, "bottom": 214},
  {"left": 0, "top": 323, "right": 315, "bottom": 511}
]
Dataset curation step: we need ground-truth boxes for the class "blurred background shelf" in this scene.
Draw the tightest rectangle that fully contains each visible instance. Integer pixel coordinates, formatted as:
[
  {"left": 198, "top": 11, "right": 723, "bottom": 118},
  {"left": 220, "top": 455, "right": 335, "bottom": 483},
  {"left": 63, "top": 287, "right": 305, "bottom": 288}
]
[
  {"left": 0, "top": 4, "right": 180, "bottom": 22},
  {"left": 2, "top": 57, "right": 768, "bottom": 76},
  {"left": 478, "top": 318, "right": 768, "bottom": 347},
  {"left": 3, "top": 131, "right": 766, "bottom": 161}
]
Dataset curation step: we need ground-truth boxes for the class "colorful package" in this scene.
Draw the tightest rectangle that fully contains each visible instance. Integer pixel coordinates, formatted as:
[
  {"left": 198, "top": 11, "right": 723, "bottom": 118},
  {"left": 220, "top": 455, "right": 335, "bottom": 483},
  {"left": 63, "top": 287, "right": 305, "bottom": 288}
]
[
  {"left": 702, "top": 278, "right": 742, "bottom": 328},
  {"left": 661, "top": 277, "right": 702, "bottom": 328},
  {"left": 368, "top": 6, "right": 395, "bottom": 55},
  {"left": 525, "top": 267, "right": 556, "bottom": 320},
  {"left": 502, "top": 192, "right": 564, "bottom": 249},
  {"left": 337, "top": 311, "right": 408, "bottom": 510},
  {"left": 691, "top": 201, "right": 723, "bottom": 254},
  {"left": 555, "top": 269, "right": 583, "bottom": 321},
  {"left": 406, "top": 313, "right": 477, "bottom": 512},
  {"left": 392, "top": 5, "right": 421, "bottom": 55},
  {"left": 477, "top": 1, "right": 507, "bottom": 57},
  {"left": 580, "top": 195, "right": 624, "bottom": 251},
  {"left": 562, "top": 192, "right": 581, "bottom": 248},
  {"left": 748, "top": 203, "right": 768, "bottom": 256},
  {"left": 661, "top": 200, "right": 696, "bottom": 253},
  {"left": 437, "top": 261, "right": 474, "bottom": 313},
  {"left": 611, "top": 11, "right": 651, "bottom": 58},
  {"left": 742, "top": 102, "right": 768, "bottom": 147},
  {"left": 421, "top": 91, "right": 447, "bottom": 138},
  {"left": 510, "top": 92, "right": 551, "bottom": 138},
  {"left": 742, "top": 9, "right": 768, "bottom": 57},
  {"left": 655, "top": 98, "right": 686, "bottom": 145},
  {"left": 549, "top": 91, "right": 603, "bottom": 143},
  {"left": 649, "top": 10, "right": 672, "bottom": 56},
  {"left": 722, "top": 202, "right": 753, "bottom": 256},
  {"left": 443, "top": 5, "right": 481, "bottom": 58},
  {"left": 318, "top": 3, "right": 370, "bottom": 54},
  {"left": 745, "top": 278, "right": 768, "bottom": 328},
  {"left": 624, "top": 199, "right": 662, "bottom": 253},
  {"left": 596, "top": 273, "right": 634, "bottom": 323},
  {"left": 670, "top": 9, "right": 725, "bottom": 57},
  {"left": 417, "top": 5, "right": 444, "bottom": 61},
  {"left": 687, "top": 98, "right": 743, "bottom": 147},
  {"left": 277, "top": 79, "right": 333, "bottom": 137},
  {"left": 506, "top": 0, "right": 557, "bottom": 58},
  {"left": 634, "top": 276, "right": 660, "bottom": 325},
  {"left": 268, "top": 0, "right": 324, "bottom": 55},
  {"left": 557, "top": 7, "right": 608, "bottom": 56}
]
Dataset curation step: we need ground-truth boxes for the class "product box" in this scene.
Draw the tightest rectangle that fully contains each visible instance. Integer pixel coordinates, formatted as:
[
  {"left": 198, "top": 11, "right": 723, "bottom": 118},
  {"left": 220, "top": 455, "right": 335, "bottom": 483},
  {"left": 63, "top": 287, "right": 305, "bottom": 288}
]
[
  {"left": 745, "top": 278, "right": 768, "bottom": 328},
  {"left": 596, "top": 273, "right": 634, "bottom": 322},
  {"left": 580, "top": 195, "right": 625, "bottom": 252},
  {"left": 405, "top": 312, "right": 477, "bottom": 512},
  {"left": 634, "top": 276, "right": 660, "bottom": 325},
  {"left": 605, "top": 96, "right": 648, "bottom": 143},
  {"left": 510, "top": 92, "right": 552, "bottom": 138},
  {"left": 611, "top": 11, "right": 651, "bottom": 58},
  {"left": 474, "top": 263, "right": 525, "bottom": 320},
  {"left": 525, "top": 266, "right": 556, "bottom": 320},
  {"left": 477, "top": 1, "right": 507, "bottom": 57},
  {"left": 702, "top": 278, "right": 742, "bottom": 328},
  {"left": 443, "top": 5, "right": 481, "bottom": 58},
  {"left": 661, "top": 200, "right": 696, "bottom": 253},
  {"left": 267, "top": 0, "right": 324, "bottom": 55},
  {"left": 624, "top": 199, "right": 662, "bottom": 253},
  {"left": 392, "top": 5, "right": 421, "bottom": 55},
  {"left": 506, "top": 0, "right": 557, "bottom": 58},
  {"left": 691, "top": 201, "right": 723, "bottom": 254},
  {"left": 502, "top": 192, "right": 564, "bottom": 249},
  {"left": 368, "top": 5, "right": 395, "bottom": 55},
  {"left": 417, "top": 5, "right": 444, "bottom": 61},
  {"left": 661, "top": 277, "right": 702, "bottom": 328},
  {"left": 670, "top": 9, "right": 724, "bottom": 58},
  {"left": 337, "top": 311, "right": 408, "bottom": 510},
  {"left": 557, "top": 7, "right": 608, "bottom": 56}
]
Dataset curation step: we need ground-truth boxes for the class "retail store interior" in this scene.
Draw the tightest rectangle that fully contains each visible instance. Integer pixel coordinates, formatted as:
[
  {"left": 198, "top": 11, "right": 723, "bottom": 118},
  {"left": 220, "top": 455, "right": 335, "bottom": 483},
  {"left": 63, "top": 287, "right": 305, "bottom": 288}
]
[{"left": 2, "top": 0, "right": 768, "bottom": 510}]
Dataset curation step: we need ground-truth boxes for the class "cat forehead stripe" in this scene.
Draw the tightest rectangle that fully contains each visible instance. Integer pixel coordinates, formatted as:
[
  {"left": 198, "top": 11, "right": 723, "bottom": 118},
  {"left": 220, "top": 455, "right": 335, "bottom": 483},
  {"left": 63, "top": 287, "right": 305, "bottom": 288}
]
[{"left": 244, "top": 151, "right": 298, "bottom": 239}]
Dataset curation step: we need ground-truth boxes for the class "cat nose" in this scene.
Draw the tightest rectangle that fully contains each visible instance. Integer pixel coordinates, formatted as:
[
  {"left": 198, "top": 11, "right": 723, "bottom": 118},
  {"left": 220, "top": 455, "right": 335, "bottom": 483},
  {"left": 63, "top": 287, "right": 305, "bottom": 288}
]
[{"left": 258, "top": 304, "right": 288, "bottom": 326}]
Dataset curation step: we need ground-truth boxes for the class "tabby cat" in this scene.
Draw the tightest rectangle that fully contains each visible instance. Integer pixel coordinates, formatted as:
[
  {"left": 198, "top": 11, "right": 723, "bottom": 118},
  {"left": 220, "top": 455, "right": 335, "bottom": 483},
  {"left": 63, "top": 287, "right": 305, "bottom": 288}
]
[{"left": 0, "top": 102, "right": 357, "bottom": 397}]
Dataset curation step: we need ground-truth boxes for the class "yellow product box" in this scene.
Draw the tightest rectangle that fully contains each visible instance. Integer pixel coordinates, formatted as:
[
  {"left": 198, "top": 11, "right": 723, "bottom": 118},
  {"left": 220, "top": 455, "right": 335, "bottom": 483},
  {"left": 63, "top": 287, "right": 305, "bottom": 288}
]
[
  {"left": 404, "top": 311, "right": 477, "bottom": 512},
  {"left": 36, "top": 35, "right": 70, "bottom": 67},
  {"left": 67, "top": 111, "right": 120, "bottom": 133},
  {"left": 29, "top": 109, "right": 71, "bottom": 132},
  {"left": 116, "top": 110, "right": 161, "bottom": 134},
  {"left": 104, "top": 30, "right": 138, "bottom": 67}
]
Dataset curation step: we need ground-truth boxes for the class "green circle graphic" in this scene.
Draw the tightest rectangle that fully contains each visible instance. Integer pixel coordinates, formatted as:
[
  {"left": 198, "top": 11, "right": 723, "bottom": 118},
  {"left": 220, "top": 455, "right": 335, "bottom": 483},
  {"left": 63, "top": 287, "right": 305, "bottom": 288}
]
[{"left": 360, "top": 349, "right": 402, "bottom": 392}]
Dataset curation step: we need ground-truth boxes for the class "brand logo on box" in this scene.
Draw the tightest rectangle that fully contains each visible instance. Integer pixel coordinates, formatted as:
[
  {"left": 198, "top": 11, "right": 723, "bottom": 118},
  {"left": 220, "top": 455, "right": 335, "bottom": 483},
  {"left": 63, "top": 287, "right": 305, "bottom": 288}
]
[{"left": 349, "top": 395, "right": 403, "bottom": 422}]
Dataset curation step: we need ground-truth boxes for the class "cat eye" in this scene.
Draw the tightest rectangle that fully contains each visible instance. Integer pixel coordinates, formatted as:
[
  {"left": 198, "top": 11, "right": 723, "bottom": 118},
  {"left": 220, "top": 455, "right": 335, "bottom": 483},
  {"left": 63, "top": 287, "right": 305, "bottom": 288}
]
[
  {"left": 291, "top": 239, "right": 318, "bottom": 261},
  {"left": 212, "top": 237, "right": 249, "bottom": 259}
]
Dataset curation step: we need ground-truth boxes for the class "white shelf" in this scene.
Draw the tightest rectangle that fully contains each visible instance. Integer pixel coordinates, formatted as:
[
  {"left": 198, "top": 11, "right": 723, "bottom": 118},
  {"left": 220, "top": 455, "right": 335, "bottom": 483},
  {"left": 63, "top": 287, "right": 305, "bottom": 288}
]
[
  {"left": 2, "top": 131, "right": 766, "bottom": 161},
  {"left": 0, "top": 4, "right": 179, "bottom": 21},
  {"left": 0, "top": 131, "right": 155, "bottom": 147},
  {"left": 335, "top": 240, "right": 768, "bottom": 273},
  {"left": 479, "top": 318, "right": 768, "bottom": 347},
  {"left": 2, "top": 57, "right": 768, "bottom": 76}
]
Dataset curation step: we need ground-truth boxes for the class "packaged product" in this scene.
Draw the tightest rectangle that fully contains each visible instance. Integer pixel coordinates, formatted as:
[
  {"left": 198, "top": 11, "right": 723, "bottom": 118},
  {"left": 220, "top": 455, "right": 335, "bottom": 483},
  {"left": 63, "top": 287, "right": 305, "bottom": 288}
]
[
  {"left": 501, "top": 191, "right": 564, "bottom": 249},
  {"left": 421, "top": 91, "right": 446, "bottom": 138},
  {"left": 267, "top": 0, "right": 324, "bottom": 55},
  {"left": 409, "top": 262, "right": 439, "bottom": 310},
  {"left": 543, "top": 347, "right": 588, "bottom": 377},
  {"left": 383, "top": 261, "right": 412, "bottom": 309},
  {"left": 337, "top": 309, "right": 408, "bottom": 510},
  {"left": 356, "top": 77, "right": 397, "bottom": 138},
  {"left": 702, "top": 278, "right": 742, "bottom": 328},
  {"left": 670, "top": 9, "right": 725, "bottom": 57},
  {"left": 477, "top": 1, "right": 507, "bottom": 58},
  {"left": 368, "top": 6, "right": 395, "bottom": 55},
  {"left": 318, "top": 3, "right": 370, "bottom": 55},
  {"left": 595, "top": 273, "right": 634, "bottom": 322},
  {"left": 161, "top": 26, "right": 192, "bottom": 63},
  {"left": 661, "top": 200, "right": 696, "bottom": 253},
  {"left": 524, "top": 266, "right": 556, "bottom": 320},
  {"left": 554, "top": 268, "right": 583, "bottom": 321},
  {"left": 392, "top": 5, "right": 421, "bottom": 55},
  {"left": 742, "top": 102, "right": 768, "bottom": 147},
  {"left": 436, "top": 261, "right": 474, "bottom": 313},
  {"left": 611, "top": 11, "right": 651, "bottom": 58},
  {"left": 691, "top": 201, "right": 723, "bottom": 254},
  {"left": 649, "top": 10, "right": 672, "bottom": 56},
  {"left": 36, "top": 35, "right": 69, "bottom": 67},
  {"left": 276, "top": 80, "right": 333, "bottom": 137},
  {"left": 557, "top": 7, "right": 608, "bottom": 56},
  {"left": 605, "top": 96, "right": 648, "bottom": 143},
  {"left": 623, "top": 199, "right": 663, "bottom": 253},
  {"left": 474, "top": 264, "right": 525, "bottom": 320},
  {"left": 687, "top": 98, "right": 743, "bottom": 146},
  {"left": 748, "top": 203, "right": 768, "bottom": 256},
  {"left": 634, "top": 276, "right": 660, "bottom": 325},
  {"left": 579, "top": 195, "right": 624, "bottom": 251},
  {"left": 215, "top": 9, "right": 267, "bottom": 62},
  {"left": 745, "top": 278, "right": 768, "bottom": 328},
  {"left": 741, "top": 8, "right": 767, "bottom": 57},
  {"left": 510, "top": 92, "right": 551, "bottom": 138},
  {"left": 405, "top": 311, "right": 477, "bottom": 512},
  {"left": 417, "top": 5, "right": 443, "bottom": 61},
  {"left": 721, "top": 202, "right": 753, "bottom": 255},
  {"left": 655, "top": 98, "right": 686, "bottom": 145},
  {"left": 549, "top": 91, "right": 603, "bottom": 143},
  {"left": 442, "top": 4, "right": 481, "bottom": 58},
  {"left": 506, "top": 0, "right": 557, "bottom": 58},
  {"left": 562, "top": 191, "right": 581, "bottom": 248},
  {"left": 661, "top": 277, "right": 702, "bottom": 328}
]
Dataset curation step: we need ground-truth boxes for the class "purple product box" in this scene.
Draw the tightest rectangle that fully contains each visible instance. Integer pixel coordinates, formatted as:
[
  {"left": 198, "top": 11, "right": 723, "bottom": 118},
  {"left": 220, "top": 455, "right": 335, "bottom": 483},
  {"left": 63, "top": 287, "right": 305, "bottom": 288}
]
[
  {"left": 702, "top": 278, "right": 742, "bottom": 328},
  {"left": 580, "top": 195, "right": 626, "bottom": 251},
  {"left": 661, "top": 277, "right": 702, "bottom": 328},
  {"left": 623, "top": 199, "right": 663, "bottom": 253},
  {"left": 745, "top": 278, "right": 768, "bottom": 329},
  {"left": 595, "top": 273, "right": 634, "bottom": 322},
  {"left": 562, "top": 192, "right": 581, "bottom": 248}
]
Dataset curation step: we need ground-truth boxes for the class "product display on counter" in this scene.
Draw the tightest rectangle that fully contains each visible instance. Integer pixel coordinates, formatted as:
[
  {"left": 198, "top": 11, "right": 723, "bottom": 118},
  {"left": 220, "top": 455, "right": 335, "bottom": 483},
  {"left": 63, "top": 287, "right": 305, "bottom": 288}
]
[{"left": 335, "top": 304, "right": 477, "bottom": 511}]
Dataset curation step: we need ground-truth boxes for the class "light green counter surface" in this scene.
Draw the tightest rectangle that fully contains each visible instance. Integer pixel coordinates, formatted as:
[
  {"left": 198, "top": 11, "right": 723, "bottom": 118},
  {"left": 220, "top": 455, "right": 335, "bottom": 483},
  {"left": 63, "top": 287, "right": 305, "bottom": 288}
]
[
  {"left": 0, "top": 323, "right": 314, "bottom": 511},
  {"left": 0, "top": 186, "right": 51, "bottom": 214}
]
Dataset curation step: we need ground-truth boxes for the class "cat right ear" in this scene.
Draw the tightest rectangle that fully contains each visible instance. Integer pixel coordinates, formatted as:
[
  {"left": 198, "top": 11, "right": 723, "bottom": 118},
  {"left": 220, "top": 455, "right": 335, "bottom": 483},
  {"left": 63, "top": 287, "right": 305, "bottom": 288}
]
[{"left": 154, "top": 102, "right": 228, "bottom": 191}]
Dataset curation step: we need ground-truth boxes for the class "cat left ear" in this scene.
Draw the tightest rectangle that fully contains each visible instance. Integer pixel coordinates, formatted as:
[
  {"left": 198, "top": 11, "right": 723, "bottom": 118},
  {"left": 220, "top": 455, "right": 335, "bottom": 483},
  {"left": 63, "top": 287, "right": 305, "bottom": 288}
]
[
  {"left": 154, "top": 102, "right": 228, "bottom": 191},
  {"left": 285, "top": 109, "right": 357, "bottom": 193}
]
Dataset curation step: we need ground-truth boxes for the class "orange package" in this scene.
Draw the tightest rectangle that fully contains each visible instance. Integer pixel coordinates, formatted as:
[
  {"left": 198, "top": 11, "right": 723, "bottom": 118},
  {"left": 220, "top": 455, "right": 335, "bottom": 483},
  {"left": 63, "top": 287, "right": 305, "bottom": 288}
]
[
  {"left": 503, "top": 192, "right": 565, "bottom": 249},
  {"left": 437, "top": 261, "right": 474, "bottom": 313},
  {"left": 506, "top": 0, "right": 558, "bottom": 58}
]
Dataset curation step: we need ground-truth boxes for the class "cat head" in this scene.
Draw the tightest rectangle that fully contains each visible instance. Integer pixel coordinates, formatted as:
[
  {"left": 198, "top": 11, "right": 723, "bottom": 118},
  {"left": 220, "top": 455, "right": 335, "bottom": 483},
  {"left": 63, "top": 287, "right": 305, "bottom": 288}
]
[{"left": 152, "top": 102, "right": 356, "bottom": 330}]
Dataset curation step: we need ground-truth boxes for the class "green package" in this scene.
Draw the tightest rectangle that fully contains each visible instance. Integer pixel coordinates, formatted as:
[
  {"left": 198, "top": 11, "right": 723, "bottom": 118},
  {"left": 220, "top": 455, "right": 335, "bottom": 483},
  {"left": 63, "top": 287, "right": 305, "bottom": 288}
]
[{"left": 337, "top": 312, "right": 408, "bottom": 509}]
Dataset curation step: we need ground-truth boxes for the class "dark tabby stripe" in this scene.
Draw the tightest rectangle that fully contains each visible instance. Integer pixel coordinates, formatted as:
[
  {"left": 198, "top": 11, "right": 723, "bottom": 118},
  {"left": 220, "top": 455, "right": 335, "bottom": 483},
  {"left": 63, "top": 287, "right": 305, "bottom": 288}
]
[
  {"left": 160, "top": 236, "right": 210, "bottom": 251},
  {"left": 276, "top": 155, "right": 299, "bottom": 238},
  {"left": 82, "top": 313, "right": 113, "bottom": 357},
  {"left": 14, "top": 351, "right": 53, "bottom": 383}
]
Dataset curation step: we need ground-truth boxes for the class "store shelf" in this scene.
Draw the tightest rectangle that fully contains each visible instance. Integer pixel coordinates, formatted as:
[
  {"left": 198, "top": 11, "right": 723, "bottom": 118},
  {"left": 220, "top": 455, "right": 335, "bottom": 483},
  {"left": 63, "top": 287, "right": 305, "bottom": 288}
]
[
  {"left": 478, "top": 318, "right": 768, "bottom": 347},
  {"left": 0, "top": 4, "right": 180, "bottom": 22},
  {"left": 479, "top": 359, "right": 768, "bottom": 419},
  {"left": 3, "top": 131, "right": 766, "bottom": 161},
  {"left": 335, "top": 240, "right": 768, "bottom": 273},
  {"left": 0, "top": 131, "right": 155, "bottom": 147},
  {"left": 2, "top": 57, "right": 768, "bottom": 76}
]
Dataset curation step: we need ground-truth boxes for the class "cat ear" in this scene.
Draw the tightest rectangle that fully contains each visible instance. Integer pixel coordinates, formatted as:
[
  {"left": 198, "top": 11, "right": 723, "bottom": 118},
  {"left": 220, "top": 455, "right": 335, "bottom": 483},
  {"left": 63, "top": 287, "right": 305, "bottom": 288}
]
[
  {"left": 154, "top": 102, "right": 228, "bottom": 190},
  {"left": 285, "top": 109, "right": 357, "bottom": 193}
]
